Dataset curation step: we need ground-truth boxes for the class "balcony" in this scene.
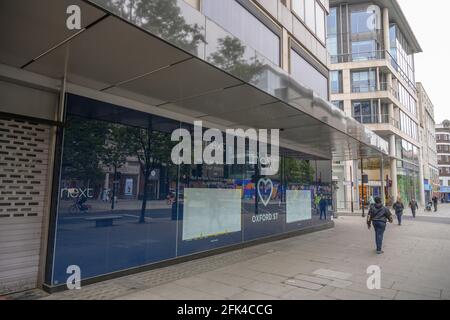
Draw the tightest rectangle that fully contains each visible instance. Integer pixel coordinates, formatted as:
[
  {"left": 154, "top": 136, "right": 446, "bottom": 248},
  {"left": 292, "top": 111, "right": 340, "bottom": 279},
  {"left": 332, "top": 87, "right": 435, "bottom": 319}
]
[
  {"left": 353, "top": 114, "right": 400, "bottom": 129},
  {"left": 330, "top": 50, "right": 385, "bottom": 64},
  {"left": 350, "top": 82, "right": 398, "bottom": 98},
  {"left": 330, "top": 49, "right": 416, "bottom": 91}
]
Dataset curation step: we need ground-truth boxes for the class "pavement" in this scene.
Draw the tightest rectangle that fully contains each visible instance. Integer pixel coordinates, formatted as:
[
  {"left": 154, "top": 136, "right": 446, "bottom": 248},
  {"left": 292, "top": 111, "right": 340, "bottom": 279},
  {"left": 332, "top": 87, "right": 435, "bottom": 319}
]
[{"left": 6, "top": 205, "right": 450, "bottom": 300}]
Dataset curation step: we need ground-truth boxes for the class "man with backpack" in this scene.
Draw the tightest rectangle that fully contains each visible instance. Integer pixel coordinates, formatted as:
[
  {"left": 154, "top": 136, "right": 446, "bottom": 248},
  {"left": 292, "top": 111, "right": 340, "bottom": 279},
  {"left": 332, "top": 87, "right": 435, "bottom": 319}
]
[{"left": 367, "top": 197, "right": 394, "bottom": 254}]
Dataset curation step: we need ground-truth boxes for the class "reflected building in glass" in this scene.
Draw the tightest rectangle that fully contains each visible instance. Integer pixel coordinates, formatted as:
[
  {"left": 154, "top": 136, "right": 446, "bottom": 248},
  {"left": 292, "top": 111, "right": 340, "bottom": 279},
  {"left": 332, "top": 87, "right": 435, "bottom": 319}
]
[
  {"left": 327, "top": 0, "right": 425, "bottom": 210},
  {"left": 0, "top": 0, "right": 391, "bottom": 294}
]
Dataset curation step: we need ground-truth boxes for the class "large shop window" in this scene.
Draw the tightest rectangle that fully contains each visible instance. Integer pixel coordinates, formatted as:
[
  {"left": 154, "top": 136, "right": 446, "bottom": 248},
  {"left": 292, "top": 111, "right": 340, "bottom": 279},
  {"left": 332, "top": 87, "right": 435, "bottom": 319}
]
[
  {"left": 47, "top": 95, "right": 332, "bottom": 285},
  {"left": 203, "top": 0, "right": 280, "bottom": 66},
  {"left": 291, "top": 49, "right": 328, "bottom": 99}
]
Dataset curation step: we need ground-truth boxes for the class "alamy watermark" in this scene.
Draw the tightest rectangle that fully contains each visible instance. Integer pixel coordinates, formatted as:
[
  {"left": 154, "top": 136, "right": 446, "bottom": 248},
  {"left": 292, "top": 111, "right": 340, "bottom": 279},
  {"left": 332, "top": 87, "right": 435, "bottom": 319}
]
[
  {"left": 171, "top": 121, "right": 280, "bottom": 176},
  {"left": 366, "top": 265, "right": 382, "bottom": 290},
  {"left": 66, "top": 265, "right": 82, "bottom": 290},
  {"left": 66, "top": 5, "right": 81, "bottom": 30}
]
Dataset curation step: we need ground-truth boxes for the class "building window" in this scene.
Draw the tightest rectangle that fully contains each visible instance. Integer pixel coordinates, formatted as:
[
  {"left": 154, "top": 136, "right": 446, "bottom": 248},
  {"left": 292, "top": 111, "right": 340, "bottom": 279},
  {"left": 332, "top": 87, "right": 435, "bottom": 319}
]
[
  {"left": 400, "top": 111, "right": 419, "bottom": 141},
  {"left": 330, "top": 70, "right": 343, "bottom": 94},
  {"left": 203, "top": 0, "right": 280, "bottom": 66},
  {"left": 390, "top": 24, "right": 416, "bottom": 88},
  {"left": 315, "top": 3, "right": 326, "bottom": 43},
  {"left": 398, "top": 83, "right": 417, "bottom": 116},
  {"left": 291, "top": 49, "right": 328, "bottom": 99},
  {"left": 351, "top": 40, "right": 378, "bottom": 61},
  {"left": 304, "top": 0, "right": 316, "bottom": 32},
  {"left": 351, "top": 69, "right": 377, "bottom": 93},
  {"left": 327, "top": 7, "right": 338, "bottom": 61},
  {"left": 352, "top": 100, "right": 379, "bottom": 124},
  {"left": 292, "top": 0, "right": 305, "bottom": 21},
  {"left": 331, "top": 100, "right": 344, "bottom": 111},
  {"left": 292, "top": 0, "right": 326, "bottom": 43},
  {"left": 351, "top": 9, "right": 377, "bottom": 34}
]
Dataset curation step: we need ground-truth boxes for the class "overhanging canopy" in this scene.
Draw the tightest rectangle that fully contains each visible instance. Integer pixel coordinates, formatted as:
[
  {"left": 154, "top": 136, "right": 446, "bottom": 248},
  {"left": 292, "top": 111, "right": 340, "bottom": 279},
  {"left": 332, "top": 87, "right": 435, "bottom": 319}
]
[{"left": 0, "top": 0, "right": 389, "bottom": 161}]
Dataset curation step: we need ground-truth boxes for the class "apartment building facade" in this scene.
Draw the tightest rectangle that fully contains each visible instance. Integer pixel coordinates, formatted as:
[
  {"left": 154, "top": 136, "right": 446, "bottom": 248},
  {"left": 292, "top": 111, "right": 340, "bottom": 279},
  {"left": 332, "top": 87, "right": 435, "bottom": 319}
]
[
  {"left": 436, "top": 121, "right": 450, "bottom": 201},
  {"left": 0, "top": 0, "right": 389, "bottom": 294},
  {"left": 327, "top": 0, "right": 423, "bottom": 209},
  {"left": 417, "top": 82, "right": 439, "bottom": 203}
]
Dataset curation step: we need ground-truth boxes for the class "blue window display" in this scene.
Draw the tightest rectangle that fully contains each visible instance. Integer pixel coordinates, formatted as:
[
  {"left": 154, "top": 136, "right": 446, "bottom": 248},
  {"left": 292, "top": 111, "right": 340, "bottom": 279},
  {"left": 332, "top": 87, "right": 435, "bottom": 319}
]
[{"left": 48, "top": 94, "right": 332, "bottom": 285}]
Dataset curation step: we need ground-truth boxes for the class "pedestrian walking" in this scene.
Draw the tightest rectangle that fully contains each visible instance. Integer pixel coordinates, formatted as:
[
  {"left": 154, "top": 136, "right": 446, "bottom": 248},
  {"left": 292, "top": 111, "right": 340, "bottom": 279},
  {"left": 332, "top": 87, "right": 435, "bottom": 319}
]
[
  {"left": 393, "top": 197, "right": 405, "bottom": 226},
  {"left": 319, "top": 196, "right": 328, "bottom": 220},
  {"left": 367, "top": 197, "right": 394, "bottom": 254},
  {"left": 432, "top": 195, "right": 438, "bottom": 212},
  {"left": 314, "top": 194, "right": 321, "bottom": 215},
  {"left": 409, "top": 199, "right": 419, "bottom": 218}
]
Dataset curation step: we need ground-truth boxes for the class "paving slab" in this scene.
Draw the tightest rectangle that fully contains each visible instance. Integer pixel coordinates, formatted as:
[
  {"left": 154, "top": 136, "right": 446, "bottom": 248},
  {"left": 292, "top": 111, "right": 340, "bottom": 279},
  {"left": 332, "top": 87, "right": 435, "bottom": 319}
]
[
  {"left": 280, "top": 288, "right": 336, "bottom": 300},
  {"left": 328, "top": 279, "right": 353, "bottom": 289},
  {"left": 174, "top": 277, "right": 244, "bottom": 298},
  {"left": 228, "top": 290, "right": 280, "bottom": 300},
  {"left": 241, "top": 281, "right": 294, "bottom": 298},
  {"left": 313, "top": 269, "right": 353, "bottom": 280},
  {"left": 143, "top": 283, "right": 225, "bottom": 300},
  {"left": 347, "top": 283, "right": 398, "bottom": 299},
  {"left": 392, "top": 282, "right": 442, "bottom": 299},
  {"left": 394, "top": 291, "right": 437, "bottom": 300},
  {"left": 294, "top": 274, "right": 333, "bottom": 286},
  {"left": 284, "top": 279, "right": 324, "bottom": 291},
  {"left": 196, "top": 271, "right": 256, "bottom": 288},
  {"left": 327, "top": 288, "right": 382, "bottom": 300}
]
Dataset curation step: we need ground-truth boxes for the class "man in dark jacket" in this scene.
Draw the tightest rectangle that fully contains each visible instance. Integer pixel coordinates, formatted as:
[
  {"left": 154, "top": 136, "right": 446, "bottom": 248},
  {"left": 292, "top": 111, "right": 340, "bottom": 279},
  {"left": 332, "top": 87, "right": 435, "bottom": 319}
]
[
  {"left": 368, "top": 197, "right": 394, "bottom": 254},
  {"left": 319, "top": 196, "right": 328, "bottom": 220},
  {"left": 409, "top": 199, "right": 419, "bottom": 218},
  {"left": 432, "top": 196, "right": 438, "bottom": 212},
  {"left": 393, "top": 197, "right": 405, "bottom": 226}
]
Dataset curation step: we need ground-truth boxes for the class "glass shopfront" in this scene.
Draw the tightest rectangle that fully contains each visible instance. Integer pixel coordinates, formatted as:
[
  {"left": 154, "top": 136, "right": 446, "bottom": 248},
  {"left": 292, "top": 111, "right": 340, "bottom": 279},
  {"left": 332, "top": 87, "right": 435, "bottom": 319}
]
[{"left": 47, "top": 95, "right": 332, "bottom": 286}]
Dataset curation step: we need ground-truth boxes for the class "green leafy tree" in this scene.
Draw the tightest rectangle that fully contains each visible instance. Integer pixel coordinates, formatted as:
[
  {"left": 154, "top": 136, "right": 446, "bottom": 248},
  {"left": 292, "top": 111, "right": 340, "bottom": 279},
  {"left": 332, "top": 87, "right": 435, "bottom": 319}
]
[{"left": 208, "top": 36, "right": 264, "bottom": 82}]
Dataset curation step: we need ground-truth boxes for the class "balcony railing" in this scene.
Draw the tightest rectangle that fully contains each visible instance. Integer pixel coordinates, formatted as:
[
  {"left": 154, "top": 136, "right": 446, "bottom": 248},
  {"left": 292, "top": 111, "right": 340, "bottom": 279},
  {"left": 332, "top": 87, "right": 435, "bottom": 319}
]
[
  {"left": 350, "top": 82, "right": 399, "bottom": 99},
  {"left": 330, "top": 49, "right": 416, "bottom": 91},
  {"left": 353, "top": 114, "right": 400, "bottom": 129},
  {"left": 351, "top": 84, "right": 377, "bottom": 93},
  {"left": 330, "top": 50, "right": 386, "bottom": 64}
]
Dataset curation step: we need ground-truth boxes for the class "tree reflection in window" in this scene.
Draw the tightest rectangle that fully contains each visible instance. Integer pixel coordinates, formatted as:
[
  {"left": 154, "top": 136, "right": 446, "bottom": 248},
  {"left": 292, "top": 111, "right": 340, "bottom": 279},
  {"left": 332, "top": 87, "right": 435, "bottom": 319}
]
[
  {"left": 124, "top": 120, "right": 176, "bottom": 224},
  {"left": 208, "top": 36, "right": 264, "bottom": 83},
  {"left": 98, "top": 0, "right": 205, "bottom": 55}
]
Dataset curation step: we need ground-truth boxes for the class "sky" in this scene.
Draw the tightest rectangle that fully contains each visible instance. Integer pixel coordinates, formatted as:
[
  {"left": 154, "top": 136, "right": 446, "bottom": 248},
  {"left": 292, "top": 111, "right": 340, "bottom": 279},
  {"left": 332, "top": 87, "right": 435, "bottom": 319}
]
[{"left": 397, "top": 0, "right": 450, "bottom": 123}]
